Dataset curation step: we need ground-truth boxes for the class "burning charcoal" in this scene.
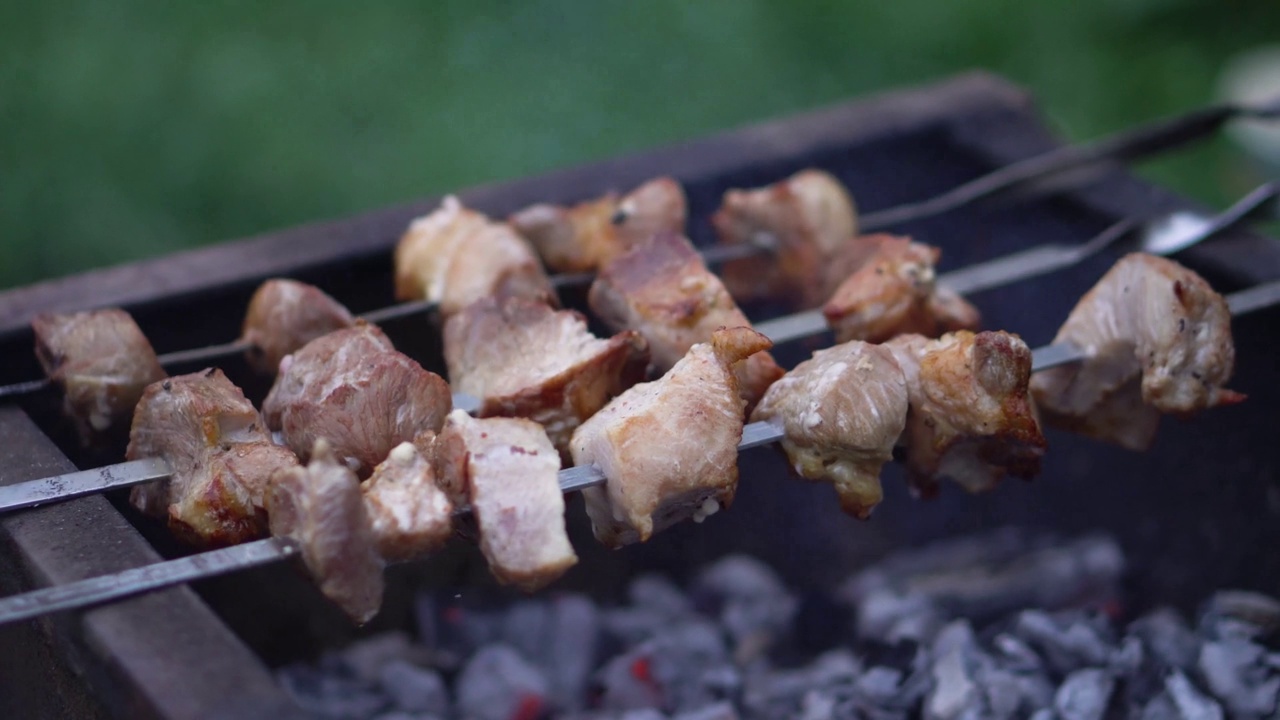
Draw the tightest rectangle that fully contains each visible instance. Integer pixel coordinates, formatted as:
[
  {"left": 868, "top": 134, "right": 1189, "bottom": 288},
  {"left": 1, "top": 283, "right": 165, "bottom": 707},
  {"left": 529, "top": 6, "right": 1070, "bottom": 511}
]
[
  {"left": 455, "top": 644, "right": 551, "bottom": 720},
  {"left": 596, "top": 620, "right": 738, "bottom": 715},
  {"left": 741, "top": 649, "right": 861, "bottom": 719},
  {"left": 1199, "top": 590, "right": 1280, "bottom": 641},
  {"left": 692, "top": 555, "right": 798, "bottom": 664},
  {"left": 277, "top": 663, "right": 390, "bottom": 720},
  {"left": 1053, "top": 668, "right": 1114, "bottom": 720},
  {"left": 855, "top": 587, "right": 944, "bottom": 644},
  {"left": 671, "top": 701, "right": 739, "bottom": 720},
  {"left": 1197, "top": 636, "right": 1280, "bottom": 717},
  {"left": 378, "top": 660, "right": 449, "bottom": 716},
  {"left": 1129, "top": 608, "right": 1201, "bottom": 673},
  {"left": 422, "top": 598, "right": 506, "bottom": 666},
  {"left": 1014, "top": 610, "right": 1115, "bottom": 676},
  {"left": 595, "top": 645, "right": 666, "bottom": 711},
  {"left": 1164, "top": 670, "right": 1225, "bottom": 720},
  {"left": 340, "top": 632, "right": 422, "bottom": 684},
  {"left": 604, "top": 576, "right": 696, "bottom": 649}
]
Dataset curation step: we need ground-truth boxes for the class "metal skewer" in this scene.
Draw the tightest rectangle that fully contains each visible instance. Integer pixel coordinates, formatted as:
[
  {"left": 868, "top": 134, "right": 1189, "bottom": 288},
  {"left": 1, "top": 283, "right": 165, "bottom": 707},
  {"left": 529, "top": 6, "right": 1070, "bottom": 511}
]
[{"left": 0, "top": 273, "right": 1277, "bottom": 627}]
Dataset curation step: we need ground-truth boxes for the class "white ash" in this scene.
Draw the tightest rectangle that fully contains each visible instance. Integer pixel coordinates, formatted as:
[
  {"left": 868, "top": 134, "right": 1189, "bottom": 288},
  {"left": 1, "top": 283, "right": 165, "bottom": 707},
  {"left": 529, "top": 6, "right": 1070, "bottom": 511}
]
[{"left": 275, "top": 534, "right": 1279, "bottom": 720}]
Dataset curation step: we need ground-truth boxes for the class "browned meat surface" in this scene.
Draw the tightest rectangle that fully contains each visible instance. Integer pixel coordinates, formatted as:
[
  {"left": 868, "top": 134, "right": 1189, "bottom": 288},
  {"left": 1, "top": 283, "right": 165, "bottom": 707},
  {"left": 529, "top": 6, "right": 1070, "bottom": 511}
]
[
  {"left": 1030, "top": 253, "right": 1243, "bottom": 450},
  {"left": 886, "top": 331, "right": 1046, "bottom": 496},
  {"left": 435, "top": 410, "right": 576, "bottom": 591},
  {"left": 262, "top": 323, "right": 452, "bottom": 475},
  {"left": 361, "top": 432, "right": 453, "bottom": 562},
  {"left": 240, "top": 279, "right": 355, "bottom": 375},
  {"left": 127, "top": 368, "right": 298, "bottom": 547},
  {"left": 444, "top": 297, "right": 649, "bottom": 458},
  {"left": 510, "top": 177, "right": 687, "bottom": 273},
  {"left": 712, "top": 169, "right": 857, "bottom": 307},
  {"left": 751, "top": 341, "right": 909, "bottom": 519},
  {"left": 822, "top": 234, "right": 981, "bottom": 344},
  {"left": 267, "top": 439, "right": 385, "bottom": 624},
  {"left": 570, "top": 327, "right": 771, "bottom": 547},
  {"left": 32, "top": 309, "right": 167, "bottom": 439},
  {"left": 588, "top": 231, "right": 784, "bottom": 408},
  {"left": 394, "top": 195, "right": 555, "bottom": 317}
]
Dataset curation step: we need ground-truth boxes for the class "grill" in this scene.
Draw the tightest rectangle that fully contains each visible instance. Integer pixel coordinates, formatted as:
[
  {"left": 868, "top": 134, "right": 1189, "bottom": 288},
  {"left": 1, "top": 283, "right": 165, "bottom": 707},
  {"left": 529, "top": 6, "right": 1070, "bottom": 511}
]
[{"left": 1, "top": 72, "right": 1277, "bottom": 719}]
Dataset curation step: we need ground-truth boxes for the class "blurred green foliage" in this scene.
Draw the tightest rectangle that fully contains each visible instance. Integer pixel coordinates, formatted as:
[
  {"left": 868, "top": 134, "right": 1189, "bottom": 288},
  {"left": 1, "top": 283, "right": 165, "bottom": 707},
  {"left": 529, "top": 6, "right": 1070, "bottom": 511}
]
[{"left": 2, "top": 0, "right": 1278, "bottom": 290}]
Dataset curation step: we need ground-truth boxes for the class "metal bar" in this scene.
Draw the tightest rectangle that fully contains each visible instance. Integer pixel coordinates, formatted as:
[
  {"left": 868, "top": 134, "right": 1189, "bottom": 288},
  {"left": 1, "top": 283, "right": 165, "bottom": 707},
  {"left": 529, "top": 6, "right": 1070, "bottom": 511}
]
[
  {"left": 1228, "top": 277, "right": 1280, "bottom": 316},
  {"left": 0, "top": 458, "right": 171, "bottom": 514},
  {"left": 155, "top": 339, "right": 251, "bottom": 368}
]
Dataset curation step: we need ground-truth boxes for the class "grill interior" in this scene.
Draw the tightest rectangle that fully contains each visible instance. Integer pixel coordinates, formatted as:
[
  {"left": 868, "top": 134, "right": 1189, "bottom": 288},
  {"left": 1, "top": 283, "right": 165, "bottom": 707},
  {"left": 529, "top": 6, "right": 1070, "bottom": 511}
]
[{"left": 1, "top": 72, "right": 1278, "bottom": 720}]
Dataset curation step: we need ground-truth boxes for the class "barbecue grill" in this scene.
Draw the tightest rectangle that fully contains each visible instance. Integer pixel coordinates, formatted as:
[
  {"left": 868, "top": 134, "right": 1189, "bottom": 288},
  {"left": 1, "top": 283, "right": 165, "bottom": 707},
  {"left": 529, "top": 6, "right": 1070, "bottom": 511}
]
[{"left": 1, "top": 72, "right": 1277, "bottom": 719}]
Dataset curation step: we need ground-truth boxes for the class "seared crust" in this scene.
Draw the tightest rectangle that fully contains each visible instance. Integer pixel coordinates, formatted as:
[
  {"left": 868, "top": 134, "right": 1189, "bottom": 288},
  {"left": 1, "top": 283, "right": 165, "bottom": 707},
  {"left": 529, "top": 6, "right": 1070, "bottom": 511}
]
[{"left": 240, "top": 279, "right": 355, "bottom": 375}]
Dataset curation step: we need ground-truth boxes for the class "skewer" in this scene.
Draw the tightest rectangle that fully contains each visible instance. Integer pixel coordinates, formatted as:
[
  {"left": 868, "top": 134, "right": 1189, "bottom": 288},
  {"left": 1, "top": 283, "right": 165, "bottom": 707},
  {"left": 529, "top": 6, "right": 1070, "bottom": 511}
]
[
  {"left": 0, "top": 274, "right": 1276, "bottom": 627},
  {"left": 2, "top": 98, "right": 1274, "bottom": 398}
]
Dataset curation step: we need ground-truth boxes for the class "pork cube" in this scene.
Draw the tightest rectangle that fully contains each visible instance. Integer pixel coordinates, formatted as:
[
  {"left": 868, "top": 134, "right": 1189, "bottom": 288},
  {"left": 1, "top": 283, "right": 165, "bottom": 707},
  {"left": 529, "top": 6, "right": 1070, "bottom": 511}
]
[
  {"left": 394, "top": 195, "right": 555, "bottom": 317},
  {"left": 570, "top": 327, "right": 772, "bottom": 547},
  {"left": 822, "top": 234, "right": 980, "bottom": 344},
  {"left": 510, "top": 177, "right": 687, "bottom": 272},
  {"left": 127, "top": 368, "right": 298, "bottom": 547},
  {"left": 240, "top": 278, "right": 355, "bottom": 375},
  {"left": 32, "top": 308, "right": 166, "bottom": 439},
  {"left": 588, "top": 231, "right": 784, "bottom": 408},
  {"left": 267, "top": 439, "right": 385, "bottom": 624},
  {"left": 361, "top": 432, "right": 453, "bottom": 562},
  {"left": 435, "top": 410, "right": 577, "bottom": 591},
  {"left": 444, "top": 297, "right": 649, "bottom": 457},
  {"left": 262, "top": 323, "right": 452, "bottom": 476},
  {"left": 886, "top": 331, "right": 1047, "bottom": 496},
  {"left": 751, "top": 340, "right": 910, "bottom": 518},
  {"left": 711, "top": 169, "right": 857, "bottom": 307},
  {"left": 1030, "top": 253, "right": 1243, "bottom": 450}
]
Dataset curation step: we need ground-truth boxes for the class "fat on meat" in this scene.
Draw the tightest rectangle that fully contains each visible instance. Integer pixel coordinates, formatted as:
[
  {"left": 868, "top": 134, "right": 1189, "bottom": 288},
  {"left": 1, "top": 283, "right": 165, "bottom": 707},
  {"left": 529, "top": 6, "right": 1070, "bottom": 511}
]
[
  {"left": 361, "top": 431, "right": 453, "bottom": 562},
  {"left": 240, "top": 278, "right": 355, "bottom": 375},
  {"left": 262, "top": 323, "right": 452, "bottom": 476},
  {"left": 569, "top": 327, "right": 772, "bottom": 547},
  {"left": 435, "top": 410, "right": 577, "bottom": 591},
  {"left": 267, "top": 439, "right": 385, "bottom": 624},
  {"left": 394, "top": 195, "right": 555, "bottom": 317},
  {"left": 1030, "top": 253, "right": 1243, "bottom": 450},
  {"left": 711, "top": 169, "right": 857, "bottom": 307},
  {"left": 127, "top": 368, "right": 298, "bottom": 547},
  {"left": 510, "top": 177, "right": 687, "bottom": 273},
  {"left": 751, "top": 341, "right": 909, "bottom": 519},
  {"left": 822, "top": 234, "right": 980, "bottom": 343},
  {"left": 885, "top": 331, "right": 1046, "bottom": 496},
  {"left": 444, "top": 297, "right": 649, "bottom": 458},
  {"left": 32, "top": 309, "right": 167, "bottom": 439},
  {"left": 587, "top": 231, "right": 784, "bottom": 408}
]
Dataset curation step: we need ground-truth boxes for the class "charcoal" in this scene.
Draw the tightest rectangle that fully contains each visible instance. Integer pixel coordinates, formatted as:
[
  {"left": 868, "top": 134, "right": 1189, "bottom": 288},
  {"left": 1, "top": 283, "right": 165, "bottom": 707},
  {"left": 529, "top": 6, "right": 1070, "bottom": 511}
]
[
  {"left": 631, "top": 574, "right": 695, "bottom": 619},
  {"left": 1110, "top": 636, "right": 1145, "bottom": 676},
  {"left": 797, "top": 690, "right": 841, "bottom": 720},
  {"left": 1199, "top": 590, "right": 1280, "bottom": 642},
  {"left": 594, "top": 620, "right": 730, "bottom": 712},
  {"left": 595, "top": 645, "right": 665, "bottom": 711},
  {"left": 378, "top": 660, "right": 448, "bottom": 715},
  {"left": 1164, "top": 670, "right": 1225, "bottom": 720},
  {"left": 1014, "top": 610, "right": 1115, "bottom": 676},
  {"left": 604, "top": 607, "right": 672, "bottom": 648},
  {"left": 548, "top": 593, "right": 603, "bottom": 711},
  {"left": 1197, "top": 636, "right": 1280, "bottom": 717},
  {"left": 924, "top": 622, "right": 983, "bottom": 720},
  {"left": 740, "top": 649, "right": 861, "bottom": 719},
  {"left": 1130, "top": 609, "right": 1201, "bottom": 673},
  {"left": 341, "top": 632, "right": 423, "bottom": 684},
  {"left": 421, "top": 597, "right": 506, "bottom": 667},
  {"left": 1028, "top": 710, "right": 1057, "bottom": 720},
  {"left": 992, "top": 632, "right": 1045, "bottom": 674},
  {"left": 670, "top": 701, "right": 739, "bottom": 720},
  {"left": 1053, "top": 668, "right": 1114, "bottom": 720},
  {"left": 503, "top": 600, "right": 553, "bottom": 661},
  {"left": 455, "top": 644, "right": 551, "bottom": 720},
  {"left": 277, "top": 663, "right": 390, "bottom": 719},
  {"left": 692, "top": 555, "right": 797, "bottom": 664},
  {"left": 373, "top": 713, "right": 445, "bottom": 720},
  {"left": 855, "top": 587, "right": 944, "bottom": 645}
]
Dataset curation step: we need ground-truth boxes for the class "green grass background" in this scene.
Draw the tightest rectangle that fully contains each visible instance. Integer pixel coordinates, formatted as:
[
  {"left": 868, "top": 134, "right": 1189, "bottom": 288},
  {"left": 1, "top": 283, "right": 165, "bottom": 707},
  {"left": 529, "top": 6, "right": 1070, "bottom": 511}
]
[{"left": 3, "top": 0, "right": 1278, "bottom": 291}]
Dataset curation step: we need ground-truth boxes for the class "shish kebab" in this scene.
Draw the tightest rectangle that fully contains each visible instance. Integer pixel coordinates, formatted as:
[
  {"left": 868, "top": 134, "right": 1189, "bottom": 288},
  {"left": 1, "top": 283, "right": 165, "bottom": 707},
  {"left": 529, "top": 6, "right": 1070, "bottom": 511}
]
[
  {"left": 3, "top": 93, "right": 1277, "bottom": 403},
  {"left": 3, "top": 179, "right": 1275, "bottom": 517},
  {"left": 0, "top": 246, "right": 1265, "bottom": 628}
]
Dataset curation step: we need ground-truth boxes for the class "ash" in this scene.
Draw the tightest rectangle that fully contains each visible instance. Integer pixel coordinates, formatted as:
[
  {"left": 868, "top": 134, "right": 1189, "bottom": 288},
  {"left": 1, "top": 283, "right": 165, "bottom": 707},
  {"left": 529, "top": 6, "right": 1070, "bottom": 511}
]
[{"left": 277, "top": 529, "right": 1280, "bottom": 719}]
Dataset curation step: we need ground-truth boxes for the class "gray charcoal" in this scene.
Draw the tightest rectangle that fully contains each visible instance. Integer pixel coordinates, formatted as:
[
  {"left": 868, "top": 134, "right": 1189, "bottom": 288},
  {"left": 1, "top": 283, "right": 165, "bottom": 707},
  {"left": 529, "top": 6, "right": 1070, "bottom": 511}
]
[
  {"left": 1029, "top": 710, "right": 1057, "bottom": 720},
  {"left": 502, "top": 600, "right": 553, "bottom": 662},
  {"left": 1053, "top": 668, "right": 1114, "bottom": 720},
  {"left": 671, "top": 701, "right": 739, "bottom": 720},
  {"left": 1110, "top": 636, "right": 1145, "bottom": 676},
  {"left": 1015, "top": 610, "right": 1114, "bottom": 675},
  {"left": 741, "top": 649, "right": 860, "bottom": 719},
  {"left": 856, "top": 587, "right": 944, "bottom": 644},
  {"left": 925, "top": 621, "right": 994, "bottom": 720},
  {"left": 1197, "top": 637, "right": 1280, "bottom": 717},
  {"left": 796, "top": 690, "right": 839, "bottom": 720},
  {"left": 604, "top": 607, "right": 672, "bottom": 647},
  {"left": 596, "top": 645, "right": 665, "bottom": 712},
  {"left": 373, "top": 713, "right": 445, "bottom": 720},
  {"left": 548, "top": 593, "right": 602, "bottom": 712},
  {"left": 277, "top": 663, "right": 390, "bottom": 719},
  {"left": 980, "top": 669, "right": 1031, "bottom": 720},
  {"left": 692, "top": 555, "right": 797, "bottom": 662},
  {"left": 378, "top": 660, "right": 448, "bottom": 715},
  {"left": 455, "top": 644, "right": 551, "bottom": 720},
  {"left": 1140, "top": 692, "right": 1179, "bottom": 720},
  {"left": 1165, "top": 670, "right": 1225, "bottom": 720},
  {"left": 648, "top": 621, "right": 736, "bottom": 713},
  {"left": 342, "top": 632, "right": 421, "bottom": 684},
  {"left": 1199, "top": 590, "right": 1280, "bottom": 641},
  {"left": 992, "top": 633, "right": 1045, "bottom": 674},
  {"left": 1130, "top": 609, "right": 1201, "bottom": 673},
  {"left": 630, "top": 574, "right": 695, "bottom": 619}
]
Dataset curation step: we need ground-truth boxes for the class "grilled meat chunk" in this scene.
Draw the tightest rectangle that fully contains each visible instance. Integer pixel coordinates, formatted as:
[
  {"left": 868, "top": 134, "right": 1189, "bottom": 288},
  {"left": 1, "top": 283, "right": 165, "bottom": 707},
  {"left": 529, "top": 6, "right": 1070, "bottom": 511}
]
[
  {"left": 444, "top": 297, "right": 649, "bottom": 457},
  {"left": 751, "top": 341, "right": 909, "bottom": 518},
  {"left": 394, "top": 195, "right": 555, "bottom": 317},
  {"left": 822, "top": 234, "right": 981, "bottom": 343},
  {"left": 886, "top": 331, "right": 1046, "bottom": 496},
  {"left": 127, "top": 368, "right": 298, "bottom": 547},
  {"left": 588, "top": 232, "right": 784, "bottom": 407},
  {"left": 510, "top": 177, "right": 687, "bottom": 273},
  {"left": 361, "top": 432, "right": 453, "bottom": 562},
  {"left": 1030, "top": 253, "right": 1243, "bottom": 450},
  {"left": 240, "top": 279, "right": 355, "bottom": 375},
  {"left": 435, "top": 411, "right": 577, "bottom": 591},
  {"left": 712, "top": 169, "right": 857, "bottom": 307},
  {"left": 262, "top": 323, "right": 452, "bottom": 475},
  {"left": 32, "top": 309, "right": 166, "bottom": 439},
  {"left": 267, "top": 439, "right": 385, "bottom": 624},
  {"left": 570, "top": 327, "right": 772, "bottom": 547}
]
